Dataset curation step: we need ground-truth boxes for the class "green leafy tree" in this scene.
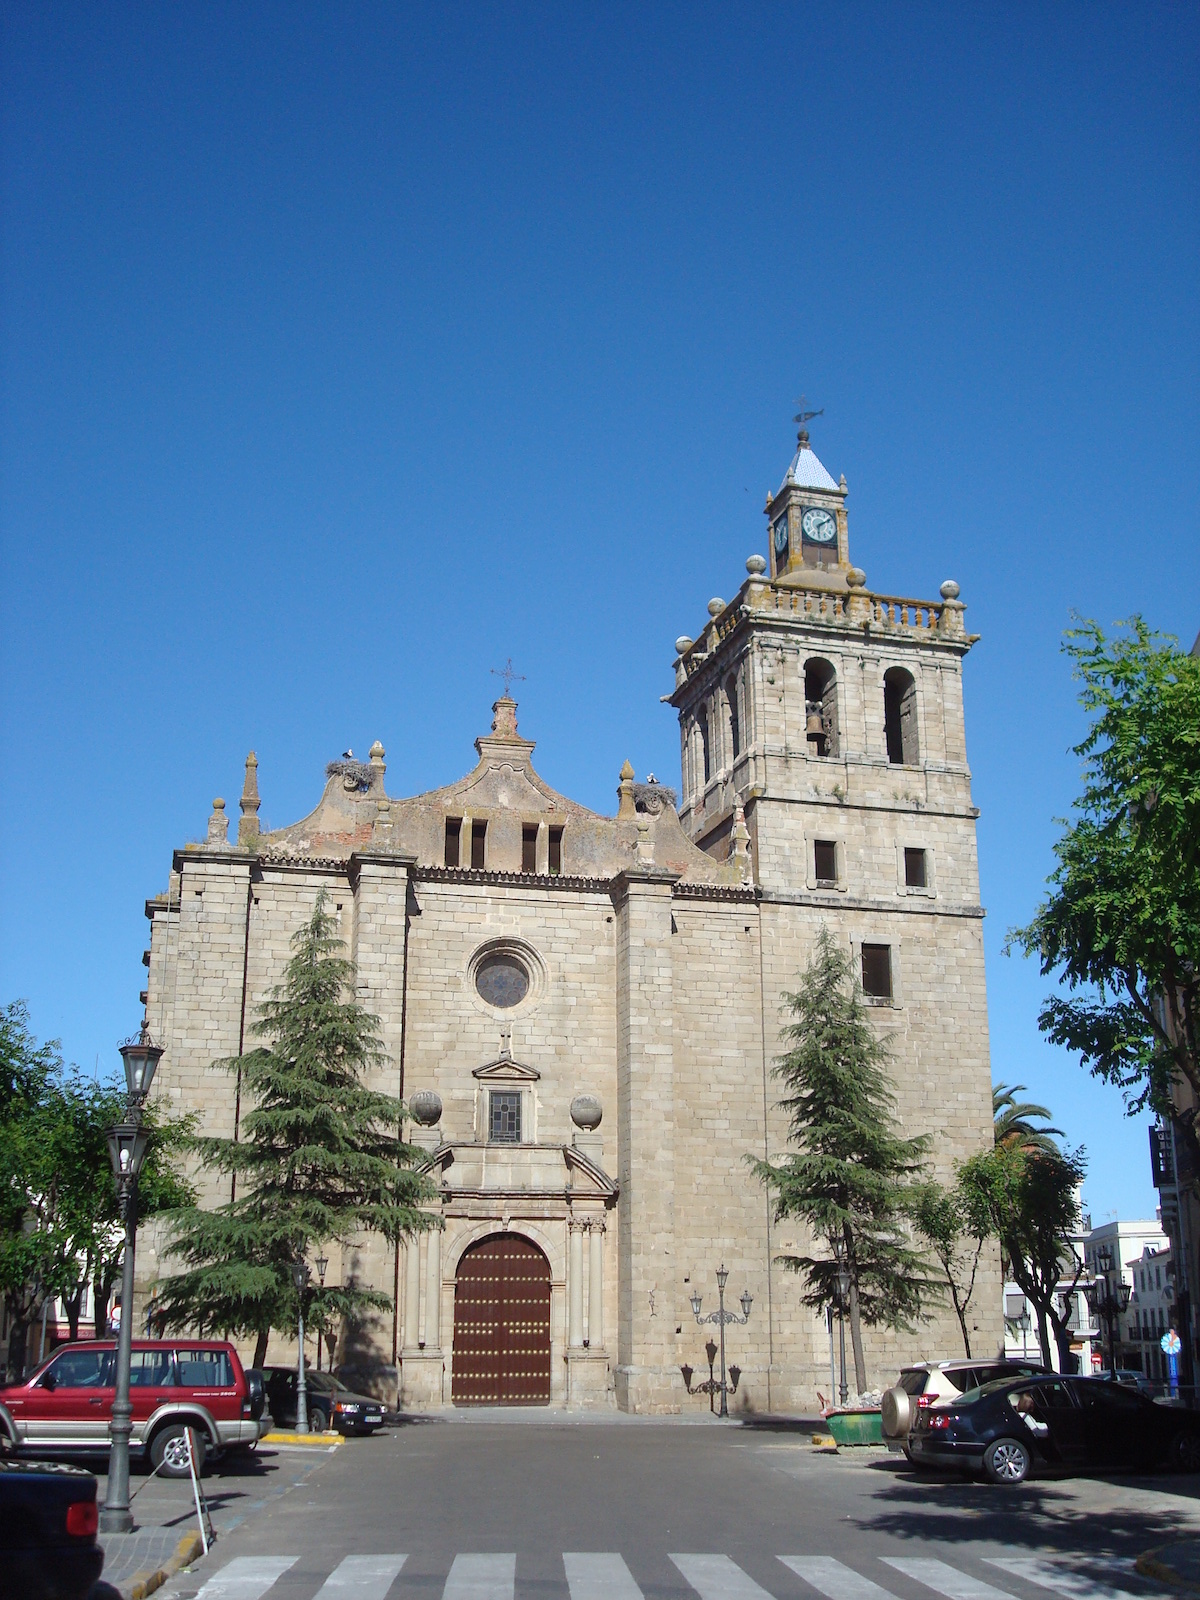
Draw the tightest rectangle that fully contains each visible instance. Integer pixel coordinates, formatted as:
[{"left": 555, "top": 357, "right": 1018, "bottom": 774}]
[
  {"left": 156, "top": 893, "right": 438, "bottom": 1367},
  {"left": 958, "top": 1139, "right": 1087, "bottom": 1371},
  {"left": 992, "top": 1083, "right": 1062, "bottom": 1155},
  {"left": 749, "top": 927, "right": 938, "bottom": 1393},
  {"left": 0, "top": 1002, "right": 191, "bottom": 1376},
  {"left": 911, "top": 1178, "right": 991, "bottom": 1358},
  {"left": 1008, "top": 619, "right": 1200, "bottom": 1154}
]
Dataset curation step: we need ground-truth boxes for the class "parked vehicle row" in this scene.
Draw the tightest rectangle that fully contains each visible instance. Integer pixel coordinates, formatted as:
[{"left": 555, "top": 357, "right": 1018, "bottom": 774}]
[
  {"left": 909, "top": 1372, "right": 1200, "bottom": 1483},
  {"left": 0, "top": 1339, "right": 267, "bottom": 1479},
  {"left": 262, "top": 1366, "right": 387, "bottom": 1435}
]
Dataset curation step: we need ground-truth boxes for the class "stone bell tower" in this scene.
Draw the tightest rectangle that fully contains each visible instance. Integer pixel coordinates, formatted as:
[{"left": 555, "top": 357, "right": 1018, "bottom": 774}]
[{"left": 668, "top": 420, "right": 979, "bottom": 914}]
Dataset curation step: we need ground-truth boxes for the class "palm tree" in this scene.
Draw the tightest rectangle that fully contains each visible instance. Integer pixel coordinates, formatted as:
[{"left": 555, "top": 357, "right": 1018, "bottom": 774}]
[{"left": 993, "top": 1083, "right": 1063, "bottom": 1155}]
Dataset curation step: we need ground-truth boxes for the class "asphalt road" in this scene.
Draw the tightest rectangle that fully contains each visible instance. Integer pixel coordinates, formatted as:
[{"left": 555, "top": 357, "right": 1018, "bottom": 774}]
[{"left": 150, "top": 1418, "right": 1200, "bottom": 1600}]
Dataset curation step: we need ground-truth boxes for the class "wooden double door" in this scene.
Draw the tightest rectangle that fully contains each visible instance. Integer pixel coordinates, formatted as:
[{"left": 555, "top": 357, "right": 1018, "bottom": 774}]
[{"left": 451, "top": 1234, "right": 552, "bottom": 1406}]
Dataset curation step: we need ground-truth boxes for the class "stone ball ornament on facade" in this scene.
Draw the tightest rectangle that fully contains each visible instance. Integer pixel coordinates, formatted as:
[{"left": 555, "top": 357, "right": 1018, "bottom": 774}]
[
  {"left": 847, "top": 567, "right": 867, "bottom": 588},
  {"left": 570, "top": 1094, "right": 603, "bottom": 1132},
  {"left": 745, "top": 554, "right": 767, "bottom": 576},
  {"left": 409, "top": 1090, "right": 443, "bottom": 1127},
  {"left": 674, "top": 635, "right": 694, "bottom": 656},
  {"left": 940, "top": 579, "right": 960, "bottom": 599},
  {"left": 706, "top": 597, "right": 726, "bottom": 617}
]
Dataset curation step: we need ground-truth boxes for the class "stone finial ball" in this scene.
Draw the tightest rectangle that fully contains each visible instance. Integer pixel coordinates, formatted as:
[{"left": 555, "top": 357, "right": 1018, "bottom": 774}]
[
  {"left": 570, "top": 1093, "right": 603, "bottom": 1131},
  {"left": 674, "top": 636, "right": 694, "bottom": 655},
  {"left": 369, "top": 740, "right": 385, "bottom": 759},
  {"left": 847, "top": 567, "right": 867, "bottom": 588},
  {"left": 212, "top": 797, "right": 225, "bottom": 810},
  {"left": 940, "top": 579, "right": 961, "bottom": 600},
  {"left": 707, "top": 597, "right": 726, "bottom": 617},
  {"left": 745, "top": 554, "right": 767, "bottom": 576},
  {"left": 409, "top": 1090, "right": 443, "bottom": 1126}
]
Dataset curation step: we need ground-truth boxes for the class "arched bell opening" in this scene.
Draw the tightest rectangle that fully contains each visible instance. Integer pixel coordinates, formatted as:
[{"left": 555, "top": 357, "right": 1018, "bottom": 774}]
[{"left": 803, "top": 658, "right": 839, "bottom": 758}]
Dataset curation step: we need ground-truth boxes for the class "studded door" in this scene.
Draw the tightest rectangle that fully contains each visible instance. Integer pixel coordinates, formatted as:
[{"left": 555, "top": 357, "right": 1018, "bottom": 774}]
[{"left": 451, "top": 1234, "right": 552, "bottom": 1405}]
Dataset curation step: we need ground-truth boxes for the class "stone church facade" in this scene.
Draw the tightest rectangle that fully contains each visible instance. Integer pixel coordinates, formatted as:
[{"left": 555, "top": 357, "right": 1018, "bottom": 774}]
[{"left": 138, "top": 425, "right": 1000, "bottom": 1413}]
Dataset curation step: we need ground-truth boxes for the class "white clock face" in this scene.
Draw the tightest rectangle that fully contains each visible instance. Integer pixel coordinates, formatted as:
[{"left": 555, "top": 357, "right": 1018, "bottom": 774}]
[
  {"left": 773, "top": 515, "right": 789, "bottom": 556},
  {"left": 801, "top": 507, "right": 837, "bottom": 544}
]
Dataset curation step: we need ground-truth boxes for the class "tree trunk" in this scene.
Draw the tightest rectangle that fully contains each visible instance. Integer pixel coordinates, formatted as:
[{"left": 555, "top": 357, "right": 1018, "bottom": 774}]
[
  {"left": 92, "top": 1275, "right": 109, "bottom": 1340},
  {"left": 64, "top": 1289, "right": 82, "bottom": 1341},
  {"left": 847, "top": 1279, "right": 868, "bottom": 1394},
  {"left": 7, "top": 1317, "right": 28, "bottom": 1381},
  {"left": 253, "top": 1326, "right": 269, "bottom": 1369},
  {"left": 1032, "top": 1303, "right": 1053, "bottom": 1366},
  {"left": 952, "top": 1292, "right": 972, "bottom": 1359}
]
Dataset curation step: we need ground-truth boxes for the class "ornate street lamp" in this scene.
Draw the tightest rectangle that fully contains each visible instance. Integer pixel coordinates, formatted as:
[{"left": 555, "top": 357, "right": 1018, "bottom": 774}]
[
  {"left": 1086, "top": 1247, "right": 1132, "bottom": 1373},
  {"left": 99, "top": 1028, "right": 161, "bottom": 1534},
  {"left": 291, "top": 1258, "right": 312, "bottom": 1433},
  {"left": 686, "top": 1265, "right": 752, "bottom": 1418},
  {"left": 314, "top": 1255, "right": 329, "bottom": 1370}
]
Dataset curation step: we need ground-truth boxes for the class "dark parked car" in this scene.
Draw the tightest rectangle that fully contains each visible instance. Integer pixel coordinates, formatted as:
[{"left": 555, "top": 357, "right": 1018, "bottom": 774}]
[
  {"left": 262, "top": 1368, "right": 386, "bottom": 1435},
  {"left": 909, "top": 1372, "right": 1200, "bottom": 1484},
  {"left": 0, "top": 1459, "right": 106, "bottom": 1600}
]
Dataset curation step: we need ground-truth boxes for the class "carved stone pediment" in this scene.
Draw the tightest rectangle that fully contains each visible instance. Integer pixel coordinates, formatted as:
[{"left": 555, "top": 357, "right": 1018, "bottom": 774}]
[{"left": 472, "top": 1055, "right": 540, "bottom": 1081}]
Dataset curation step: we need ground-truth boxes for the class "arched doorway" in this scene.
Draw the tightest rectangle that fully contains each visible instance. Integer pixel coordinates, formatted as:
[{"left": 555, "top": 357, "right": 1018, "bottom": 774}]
[{"left": 451, "top": 1233, "right": 552, "bottom": 1406}]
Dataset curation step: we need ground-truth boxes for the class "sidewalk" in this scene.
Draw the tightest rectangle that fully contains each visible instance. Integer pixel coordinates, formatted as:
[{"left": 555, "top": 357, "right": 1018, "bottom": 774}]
[{"left": 92, "top": 1440, "right": 337, "bottom": 1598}]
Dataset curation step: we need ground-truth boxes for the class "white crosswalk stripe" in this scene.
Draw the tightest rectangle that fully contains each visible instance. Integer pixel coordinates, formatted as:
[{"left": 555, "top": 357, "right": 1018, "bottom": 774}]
[
  {"left": 316, "top": 1553, "right": 409, "bottom": 1597},
  {"left": 986, "top": 1556, "right": 1146, "bottom": 1600},
  {"left": 192, "top": 1556, "right": 297, "bottom": 1600},
  {"left": 781, "top": 1555, "right": 897, "bottom": 1600},
  {"left": 671, "top": 1553, "right": 777, "bottom": 1598},
  {"left": 883, "top": 1556, "right": 1020, "bottom": 1600},
  {"left": 442, "top": 1553, "right": 516, "bottom": 1600},
  {"left": 564, "top": 1552, "right": 646, "bottom": 1599}
]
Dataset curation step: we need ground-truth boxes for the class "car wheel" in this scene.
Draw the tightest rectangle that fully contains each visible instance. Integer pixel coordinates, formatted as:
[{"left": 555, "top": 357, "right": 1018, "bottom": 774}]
[
  {"left": 149, "top": 1422, "right": 206, "bottom": 1480},
  {"left": 1172, "top": 1431, "right": 1200, "bottom": 1473},
  {"left": 308, "top": 1406, "right": 330, "bottom": 1434},
  {"left": 983, "top": 1437, "right": 1031, "bottom": 1486}
]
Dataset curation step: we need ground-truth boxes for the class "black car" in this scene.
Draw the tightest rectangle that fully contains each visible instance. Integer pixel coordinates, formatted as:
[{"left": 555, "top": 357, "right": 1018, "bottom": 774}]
[
  {"left": 0, "top": 1459, "right": 107, "bottom": 1600},
  {"left": 910, "top": 1372, "right": 1200, "bottom": 1484},
  {"left": 262, "top": 1367, "right": 386, "bottom": 1436}
]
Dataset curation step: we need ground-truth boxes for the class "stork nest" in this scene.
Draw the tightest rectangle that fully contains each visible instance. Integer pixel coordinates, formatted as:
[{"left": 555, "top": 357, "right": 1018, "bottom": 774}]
[
  {"left": 632, "top": 781, "right": 678, "bottom": 815},
  {"left": 326, "top": 759, "right": 374, "bottom": 792}
]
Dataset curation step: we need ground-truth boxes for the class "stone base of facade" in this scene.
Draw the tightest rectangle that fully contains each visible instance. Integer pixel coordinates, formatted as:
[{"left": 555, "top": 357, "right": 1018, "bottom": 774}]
[
  {"left": 400, "top": 1348, "right": 445, "bottom": 1409},
  {"left": 613, "top": 1363, "right": 686, "bottom": 1414},
  {"left": 565, "top": 1349, "right": 614, "bottom": 1409}
]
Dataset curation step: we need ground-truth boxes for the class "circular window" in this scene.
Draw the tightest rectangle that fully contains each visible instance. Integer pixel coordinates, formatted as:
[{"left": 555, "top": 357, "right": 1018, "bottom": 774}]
[{"left": 475, "top": 953, "right": 530, "bottom": 1009}]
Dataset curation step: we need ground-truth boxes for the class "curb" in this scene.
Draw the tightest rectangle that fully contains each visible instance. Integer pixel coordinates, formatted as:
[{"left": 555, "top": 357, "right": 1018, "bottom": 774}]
[
  {"left": 128, "top": 1531, "right": 205, "bottom": 1600},
  {"left": 260, "top": 1429, "right": 343, "bottom": 1446},
  {"left": 1135, "top": 1548, "right": 1200, "bottom": 1598}
]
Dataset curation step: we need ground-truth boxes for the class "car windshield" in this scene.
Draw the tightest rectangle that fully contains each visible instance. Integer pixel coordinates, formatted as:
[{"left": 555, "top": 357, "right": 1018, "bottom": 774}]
[{"left": 306, "top": 1373, "right": 340, "bottom": 1394}]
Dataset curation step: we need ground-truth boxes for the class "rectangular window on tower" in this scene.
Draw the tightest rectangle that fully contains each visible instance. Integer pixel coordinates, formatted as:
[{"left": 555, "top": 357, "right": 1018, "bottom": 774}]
[
  {"left": 522, "top": 825, "right": 538, "bottom": 873},
  {"left": 813, "top": 839, "right": 838, "bottom": 886},
  {"left": 861, "top": 944, "right": 893, "bottom": 1003},
  {"left": 444, "top": 817, "right": 462, "bottom": 868},
  {"left": 904, "top": 848, "right": 928, "bottom": 889},
  {"left": 548, "top": 826, "right": 564, "bottom": 876},
  {"left": 470, "top": 819, "right": 487, "bottom": 869},
  {"left": 489, "top": 1091, "right": 522, "bottom": 1144}
]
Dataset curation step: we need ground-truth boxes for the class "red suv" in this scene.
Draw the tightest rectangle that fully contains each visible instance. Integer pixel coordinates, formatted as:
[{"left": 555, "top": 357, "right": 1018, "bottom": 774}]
[{"left": 0, "top": 1339, "right": 267, "bottom": 1479}]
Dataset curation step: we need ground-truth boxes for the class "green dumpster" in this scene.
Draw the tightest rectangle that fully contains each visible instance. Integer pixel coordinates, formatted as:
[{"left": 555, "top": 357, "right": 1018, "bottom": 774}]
[{"left": 826, "top": 1410, "right": 884, "bottom": 1446}]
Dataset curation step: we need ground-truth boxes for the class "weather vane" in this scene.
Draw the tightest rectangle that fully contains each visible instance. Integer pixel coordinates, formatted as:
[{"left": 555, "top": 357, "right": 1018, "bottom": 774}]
[
  {"left": 491, "top": 658, "right": 526, "bottom": 697},
  {"left": 793, "top": 394, "right": 824, "bottom": 432}
]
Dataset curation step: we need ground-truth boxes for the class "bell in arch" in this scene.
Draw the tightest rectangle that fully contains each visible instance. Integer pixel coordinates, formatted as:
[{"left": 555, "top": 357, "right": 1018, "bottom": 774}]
[{"left": 805, "top": 705, "right": 825, "bottom": 740}]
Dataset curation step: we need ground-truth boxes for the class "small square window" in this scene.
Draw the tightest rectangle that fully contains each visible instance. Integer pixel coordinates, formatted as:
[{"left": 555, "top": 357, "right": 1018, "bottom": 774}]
[
  {"left": 470, "top": 819, "right": 487, "bottom": 869},
  {"left": 489, "top": 1091, "right": 522, "bottom": 1144},
  {"left": 904, "top": 847, "right": 927, "bottom": 889},
  {"left": 861, "top": 943, "right": 893, "bottom": 1001},
  {"left": 444, "top": 817, "right": 462, "bottom": 868},
  {"left": 522, "top": 825, "right": 538, "bottom": 873},
  {"left": 813, "top": 839, "right": 838, "bottom": 884}
]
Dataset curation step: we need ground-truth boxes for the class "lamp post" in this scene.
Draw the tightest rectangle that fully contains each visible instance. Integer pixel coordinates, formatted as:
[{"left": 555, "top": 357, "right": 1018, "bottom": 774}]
[
  {"left": 687, "top": 1265, "right": 752, "bottom": 1418},
  {"left": 1086, "top": 1247, "right": 1132, "bottom": 1374},
  {"left": 99, "top": 1026, "right": 163, "bottom": 1534},
  {"left": 314, "top": 1255, "right": 328, "bottom": 1370},
  {"left": 291, "top": 1258, "right": 312, "bottom": 1433}
]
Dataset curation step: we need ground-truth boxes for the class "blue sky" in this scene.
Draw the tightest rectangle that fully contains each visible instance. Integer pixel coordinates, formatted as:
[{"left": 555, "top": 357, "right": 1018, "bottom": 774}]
[{"left": 2, "top": 3, "right": 1197, "bottom": 1224}]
